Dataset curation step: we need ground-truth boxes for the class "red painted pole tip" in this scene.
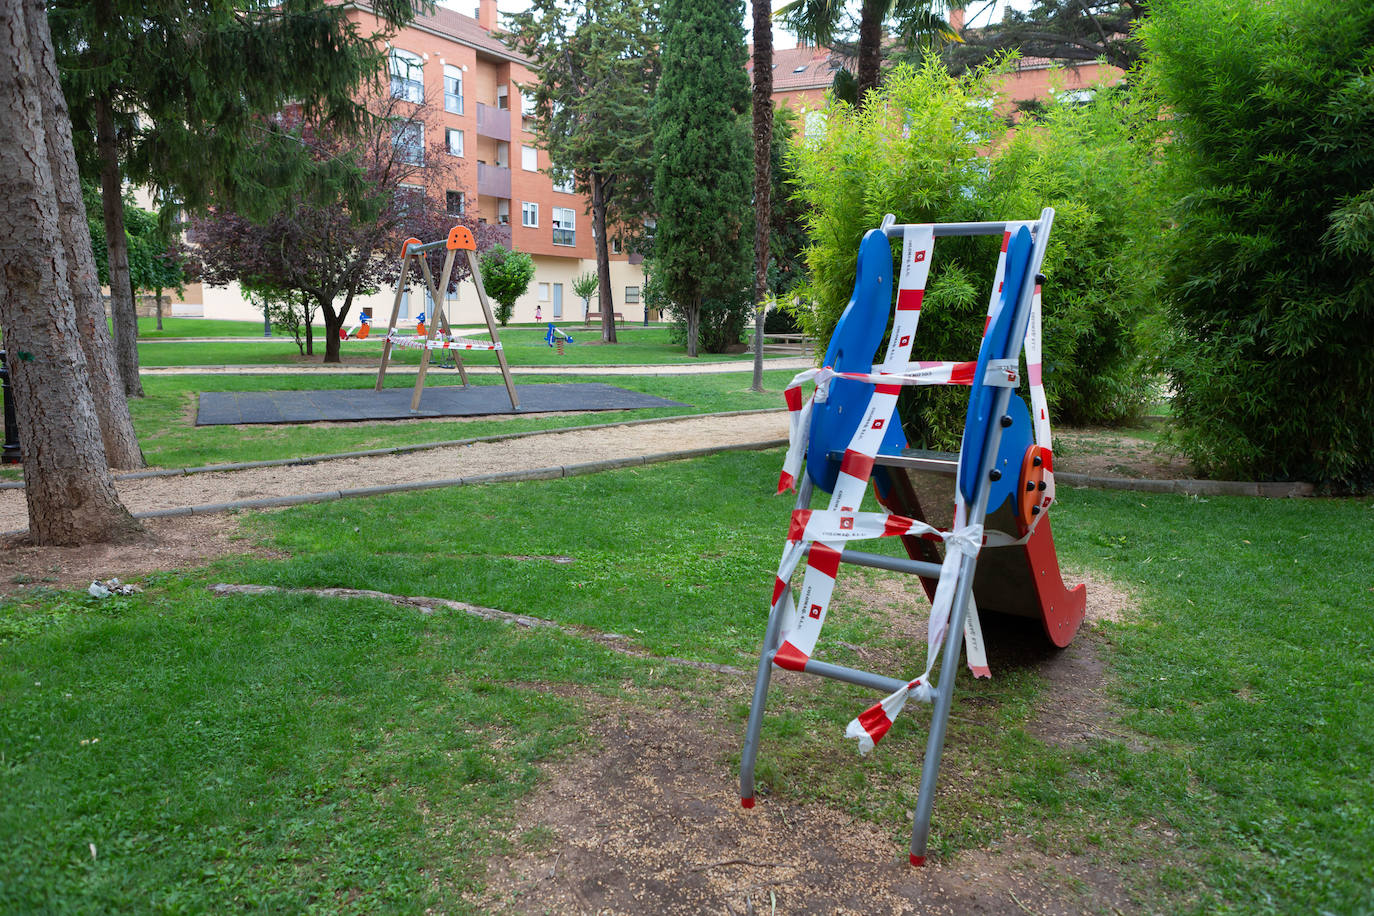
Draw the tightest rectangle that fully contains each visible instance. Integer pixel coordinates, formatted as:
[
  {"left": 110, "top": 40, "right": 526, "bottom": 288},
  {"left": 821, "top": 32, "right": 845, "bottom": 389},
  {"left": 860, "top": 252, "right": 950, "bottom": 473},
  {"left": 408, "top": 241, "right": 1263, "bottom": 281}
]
[
  {"left": 909, "top": 854, "right": 926, "bottom": 867},
  {"left": 740, "top": 797, "right": 755, "bottom": 809}
]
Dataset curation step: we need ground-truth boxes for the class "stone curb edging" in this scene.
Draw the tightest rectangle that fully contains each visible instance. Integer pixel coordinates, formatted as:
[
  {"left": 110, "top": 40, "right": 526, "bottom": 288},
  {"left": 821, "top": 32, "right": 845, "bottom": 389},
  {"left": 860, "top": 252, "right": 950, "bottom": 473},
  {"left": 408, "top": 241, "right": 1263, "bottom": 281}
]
[
  {"left": 0, "top": 437, "right": 789, "bottom": 537},
  {"left": 1054, "top": 472, "right": 1314, "bottom": 499},
  {"left": 0, "top": 408, "right": 786, "bottom": 490}
]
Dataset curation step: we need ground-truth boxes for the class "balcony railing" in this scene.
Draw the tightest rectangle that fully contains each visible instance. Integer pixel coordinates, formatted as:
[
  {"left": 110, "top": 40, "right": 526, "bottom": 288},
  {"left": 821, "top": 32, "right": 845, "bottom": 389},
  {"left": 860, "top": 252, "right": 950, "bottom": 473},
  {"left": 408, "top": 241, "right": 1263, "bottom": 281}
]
[
  {"left": 475, "top": 102, "right": 511, "bottom": 141},
  {"left": 477, "top": 163, "right": 511, "bottom": 198},
  {"left": 551, "top": 228, "right": 575, "bottom": 247}
]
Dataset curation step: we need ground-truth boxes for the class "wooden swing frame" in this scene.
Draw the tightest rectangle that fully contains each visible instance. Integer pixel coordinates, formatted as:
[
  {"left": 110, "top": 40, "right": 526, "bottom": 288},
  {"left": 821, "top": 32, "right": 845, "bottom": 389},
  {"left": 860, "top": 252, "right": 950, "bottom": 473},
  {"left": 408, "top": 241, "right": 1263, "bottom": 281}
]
[{"left": 373, "top": 225, "right": 520, "bottom": 412}]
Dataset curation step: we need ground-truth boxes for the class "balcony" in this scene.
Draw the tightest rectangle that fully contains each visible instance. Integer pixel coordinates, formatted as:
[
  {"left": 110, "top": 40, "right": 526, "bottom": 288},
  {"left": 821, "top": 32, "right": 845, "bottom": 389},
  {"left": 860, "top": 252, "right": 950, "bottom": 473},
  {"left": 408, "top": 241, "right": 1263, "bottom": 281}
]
[
  {"left": 477, "top": 163, "right": 511, "bottom": 198},
  {"left": 475, "top": 102, "right": 510, "bottom": 142}
]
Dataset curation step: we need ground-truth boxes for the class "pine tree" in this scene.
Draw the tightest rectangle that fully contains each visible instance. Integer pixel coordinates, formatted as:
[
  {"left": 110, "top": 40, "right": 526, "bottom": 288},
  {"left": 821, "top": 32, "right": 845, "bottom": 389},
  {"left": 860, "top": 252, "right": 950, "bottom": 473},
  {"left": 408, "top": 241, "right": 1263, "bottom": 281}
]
[
  {"left": 25, "top": 0, "right": 143, "bottom": 468},
  {"left": 0, "top": 0, "right": 139, "bottom": 544},
  {"left": 50, "top": 0, "right": 418, "bottom": 395},
  {"left": 652, "top": 0, "right": 753, "bottom": 358}
]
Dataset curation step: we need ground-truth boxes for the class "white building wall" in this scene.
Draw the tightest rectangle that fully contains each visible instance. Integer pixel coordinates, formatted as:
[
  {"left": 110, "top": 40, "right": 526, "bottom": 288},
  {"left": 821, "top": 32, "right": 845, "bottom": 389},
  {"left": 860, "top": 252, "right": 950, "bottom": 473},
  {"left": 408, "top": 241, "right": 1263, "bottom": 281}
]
[{"left": 195, "top": 255, "right": 649, "bottom": 330}]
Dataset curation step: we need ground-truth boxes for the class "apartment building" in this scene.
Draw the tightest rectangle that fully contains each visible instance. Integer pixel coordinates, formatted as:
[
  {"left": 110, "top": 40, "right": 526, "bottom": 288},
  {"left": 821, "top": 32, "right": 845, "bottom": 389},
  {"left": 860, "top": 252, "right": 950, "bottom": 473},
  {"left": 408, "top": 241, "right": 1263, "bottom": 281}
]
[
  {"left": 181, "top": 0, "right": 648, "bottom": 327},
  {"left": 751, "top": 7, "right": 1123, "bottom": 120}
]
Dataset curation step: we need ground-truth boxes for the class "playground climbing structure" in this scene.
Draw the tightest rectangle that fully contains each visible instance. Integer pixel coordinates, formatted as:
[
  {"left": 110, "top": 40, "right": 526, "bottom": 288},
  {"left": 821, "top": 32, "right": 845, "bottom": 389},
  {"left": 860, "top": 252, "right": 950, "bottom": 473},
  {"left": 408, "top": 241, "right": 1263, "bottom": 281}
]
[
  {"left": 374, "top": 226, "right": 520, "bottom": 412},
  {"left": 738, "top": 209, "right": 1086, "bottom": 864}
]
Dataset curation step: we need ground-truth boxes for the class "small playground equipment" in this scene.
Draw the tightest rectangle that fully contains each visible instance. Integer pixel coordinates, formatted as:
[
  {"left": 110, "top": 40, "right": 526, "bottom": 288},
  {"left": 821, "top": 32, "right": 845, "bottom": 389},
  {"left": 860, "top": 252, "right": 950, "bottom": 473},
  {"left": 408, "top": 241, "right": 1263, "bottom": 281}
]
[
  {"left": 374, "top": 226, "right": 520, "bottom": 412},
  {"left": 738, "top": 209, "right": 1086, "bottom": 865},
  {"left": 544, "top": 323, "right": 574, "bottom": 355},
  {"left": 341, "top": 309, "right": 372, "bottom": 340}
]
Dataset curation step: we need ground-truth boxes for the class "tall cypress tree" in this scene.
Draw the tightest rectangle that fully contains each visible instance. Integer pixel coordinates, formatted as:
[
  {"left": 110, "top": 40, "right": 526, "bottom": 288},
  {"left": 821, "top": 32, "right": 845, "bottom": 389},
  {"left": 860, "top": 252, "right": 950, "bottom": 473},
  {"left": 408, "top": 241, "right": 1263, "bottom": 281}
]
[{"left": 652, "top": 0, "right": 753, "bottom": 357}]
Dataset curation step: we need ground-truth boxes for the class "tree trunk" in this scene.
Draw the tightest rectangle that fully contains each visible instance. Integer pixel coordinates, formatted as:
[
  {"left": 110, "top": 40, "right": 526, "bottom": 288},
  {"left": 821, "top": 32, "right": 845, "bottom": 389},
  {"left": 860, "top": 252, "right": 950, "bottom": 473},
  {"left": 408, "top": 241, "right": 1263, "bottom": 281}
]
[
  {"left": 751, "top": 0, "right": 774, "bottom": 393},
  {"left": 856, "top": 0, "right": 886, "bottom": 103},
  {"left": 155, "top": 287, "right": 163, "bottom": 330},
  {"left": 685, "top": 295, "right": 700, "bottom": 359},
  {"left": 0, "top": 0, "right": 139, "bottom": 545},
  {"left": 95, "top": 93, "right": 144, "bottom": 398},
  {"left": 589, "top": 173, "right": 617, "bottom": 344},
  {"left": 321, "top": 298, "right": 342, "bottom": 363},
  {"left": 22, "top": 0, "right": 143, "bottom": 468}
]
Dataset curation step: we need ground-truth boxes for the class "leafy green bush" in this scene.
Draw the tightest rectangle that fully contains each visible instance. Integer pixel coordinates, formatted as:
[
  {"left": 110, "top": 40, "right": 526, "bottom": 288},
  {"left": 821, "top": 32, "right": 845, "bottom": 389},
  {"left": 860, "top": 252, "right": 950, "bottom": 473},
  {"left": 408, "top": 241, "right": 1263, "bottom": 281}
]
[
  {"left": 1142, "top": 0, "right": 1374, "bottom": 490},
  {"left": 787, "top": 59, "right": 1164, "bottom": 448},
  {"left": 787, "top": 60, "right": 1004, "bottom": 447},
  {"left": 763, "top": 303, "right": 801, "bottom": 335},
  {"left": 478, "top": 245, "right": 536, "bottom": 326},
  {"left": 982, "top": 84, "right": 1167, "bottom": 426}
]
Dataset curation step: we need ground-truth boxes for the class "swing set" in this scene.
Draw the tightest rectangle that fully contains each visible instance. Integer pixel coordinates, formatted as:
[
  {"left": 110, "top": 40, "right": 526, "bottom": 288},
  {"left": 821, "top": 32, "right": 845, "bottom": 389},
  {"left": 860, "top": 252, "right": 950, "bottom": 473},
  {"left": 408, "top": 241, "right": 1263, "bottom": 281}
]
[{"left": 373, "top": 226, "right": 520, "bottom": 412}]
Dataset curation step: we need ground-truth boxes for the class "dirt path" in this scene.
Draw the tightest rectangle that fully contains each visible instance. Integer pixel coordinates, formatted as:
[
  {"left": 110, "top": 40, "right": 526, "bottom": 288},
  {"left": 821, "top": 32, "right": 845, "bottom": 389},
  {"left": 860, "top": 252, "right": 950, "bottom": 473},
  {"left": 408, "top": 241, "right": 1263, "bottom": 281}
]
[
  {"left": 0, "top": 413, "right": 788, "bottom": 591},
  {"left": 0, "top": 412, "right": 789, "bottom": 532}
]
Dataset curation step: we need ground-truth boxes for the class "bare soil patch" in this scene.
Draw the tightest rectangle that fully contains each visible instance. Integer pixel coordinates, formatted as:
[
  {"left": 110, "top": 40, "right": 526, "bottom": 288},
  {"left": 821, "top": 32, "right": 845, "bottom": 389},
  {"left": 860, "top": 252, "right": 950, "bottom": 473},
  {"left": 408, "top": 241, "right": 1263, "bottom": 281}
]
[
  {"left": 472, "top": 693, "right": 1134, "bottom": 915},
  {"left": 1054, "top": 427, "right": 1192, "bottom": 480},
  {"left": 469, "top": 561, "right": 1142, "bottom": 915},
  {"left": 0, "top": 514, "right": 275, "bottom": 595}
]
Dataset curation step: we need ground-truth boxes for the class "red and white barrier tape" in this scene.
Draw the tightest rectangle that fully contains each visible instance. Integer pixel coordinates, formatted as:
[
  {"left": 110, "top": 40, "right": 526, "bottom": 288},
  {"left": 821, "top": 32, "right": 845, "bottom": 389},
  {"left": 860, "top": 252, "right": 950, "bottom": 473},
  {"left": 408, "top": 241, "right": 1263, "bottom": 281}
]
[
  {"left": 385, "top": 331, "right": 503, "bottom": 352},
  {"left": 772, "top": 225, "right": 934, "bottom": 675},
  {"left": 769, "top": 221, "right": 1058, "bottom": 754}
]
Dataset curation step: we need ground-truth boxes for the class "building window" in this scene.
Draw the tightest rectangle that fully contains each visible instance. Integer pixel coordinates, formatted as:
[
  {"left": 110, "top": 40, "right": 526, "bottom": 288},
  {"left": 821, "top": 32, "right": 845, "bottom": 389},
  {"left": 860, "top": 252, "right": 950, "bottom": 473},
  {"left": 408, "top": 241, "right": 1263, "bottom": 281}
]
[
  {"left": 496, "top": 84, "right": 509, "bottom": 110},
  {"left": 552, "top": 174, "right": 574, "bottom": 194},
  {"left": 397, "top": 183, "right": 424, "bottom": 217},
  {"left": 537, "top": 282, "right": 550, "bottom": 301},
  {"left": 497, "top": 199, "right": 510, "bottom": 225},
  {"left": 389, "top": 49, "right": 423, "bottom": 104},
  {"left": 552, "top": 206, "right": 575, "bottom": 246},
  {"left": 521, "top": 145, "right": 538, "bottom": 172},
  {"left": 495, "top": 141, "right": 509, "bottom": 168},
  {"left": 521, "top": 91, "right": 537, "bottom": 131},
  {"left": 521, "top": 201, "right": 538, "bottom": 227},
  {"left": 625, "top": 286, "right": 640, "bottom": 304},
  {"left": 610, "top": 237, "right": 622, "bottom": 255},
  {"left": 443, "top": 64, "right": 463, "bottom": 114},
  {"left": 446, "top": 190, "right": 465, "bottom": 217},
  {"left": 393, "top": 122, "right": 423, "bottom": 165},
  {"left": 446, "top": 128, "right": 464, "bottom": 157}
]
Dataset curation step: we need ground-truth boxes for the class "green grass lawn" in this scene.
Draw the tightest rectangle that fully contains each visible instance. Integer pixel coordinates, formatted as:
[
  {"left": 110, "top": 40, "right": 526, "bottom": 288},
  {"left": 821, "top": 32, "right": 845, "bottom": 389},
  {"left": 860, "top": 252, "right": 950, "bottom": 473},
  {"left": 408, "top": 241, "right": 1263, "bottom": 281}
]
[
  {"left": 127, "top": 370, "right": 793, "bottom": 469},
  {"left": 136, "top": 324, "right": 754, "bottom": 367},
  {"left": 1, "top": 450, "right": 1370, "bottom": 912},
  {"left": 129, "top": 317, "right": 273, "bottom": 339}
]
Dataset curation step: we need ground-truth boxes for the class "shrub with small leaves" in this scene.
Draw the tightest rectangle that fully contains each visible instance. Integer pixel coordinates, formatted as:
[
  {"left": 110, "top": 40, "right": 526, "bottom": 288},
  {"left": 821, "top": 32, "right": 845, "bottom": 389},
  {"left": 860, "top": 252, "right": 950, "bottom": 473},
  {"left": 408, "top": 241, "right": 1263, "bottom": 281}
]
[
  {"left": 1142, "top": 0, "right": 1374, "bottom": 490},
  {"left": 479, "top": 245, "right": 536, "bottom": 326}
]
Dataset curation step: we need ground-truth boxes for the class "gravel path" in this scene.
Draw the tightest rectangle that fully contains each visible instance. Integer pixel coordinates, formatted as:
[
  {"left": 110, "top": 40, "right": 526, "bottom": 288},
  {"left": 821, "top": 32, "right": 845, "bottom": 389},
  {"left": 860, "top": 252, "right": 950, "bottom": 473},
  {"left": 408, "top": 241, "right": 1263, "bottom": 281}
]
[{"left": 0, "top": 412, "right": 791, "bottom": 531}]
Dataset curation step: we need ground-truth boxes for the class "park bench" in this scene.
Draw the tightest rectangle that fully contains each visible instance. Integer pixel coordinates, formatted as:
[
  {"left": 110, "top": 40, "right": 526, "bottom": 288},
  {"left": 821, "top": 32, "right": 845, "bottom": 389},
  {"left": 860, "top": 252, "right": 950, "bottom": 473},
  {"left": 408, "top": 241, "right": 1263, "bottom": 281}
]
[
  {"left": 584, "top": 311, "right": 627, "bottom": 328},
  {"left": 743, "top": 330, "right": 812, "bottom": 356}
]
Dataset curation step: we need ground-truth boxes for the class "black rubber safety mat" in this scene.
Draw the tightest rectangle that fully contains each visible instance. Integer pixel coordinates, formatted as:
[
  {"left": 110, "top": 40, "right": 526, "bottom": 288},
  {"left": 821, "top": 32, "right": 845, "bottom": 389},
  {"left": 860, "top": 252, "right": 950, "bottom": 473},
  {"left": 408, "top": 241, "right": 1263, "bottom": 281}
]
[{"left": 196, "top": 383, "right": 688, "bottom": 426}]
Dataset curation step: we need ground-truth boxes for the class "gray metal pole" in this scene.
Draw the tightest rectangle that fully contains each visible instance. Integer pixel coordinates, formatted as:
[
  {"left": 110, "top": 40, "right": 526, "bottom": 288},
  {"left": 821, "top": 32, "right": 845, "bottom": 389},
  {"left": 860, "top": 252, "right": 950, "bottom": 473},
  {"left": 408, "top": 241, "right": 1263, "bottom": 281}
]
[
  {"left": 908, "top": 208, "right": 1056, "bottom": 864},
  {"left": 739, "top": 476, "right": 812, "bottom": 805}
]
